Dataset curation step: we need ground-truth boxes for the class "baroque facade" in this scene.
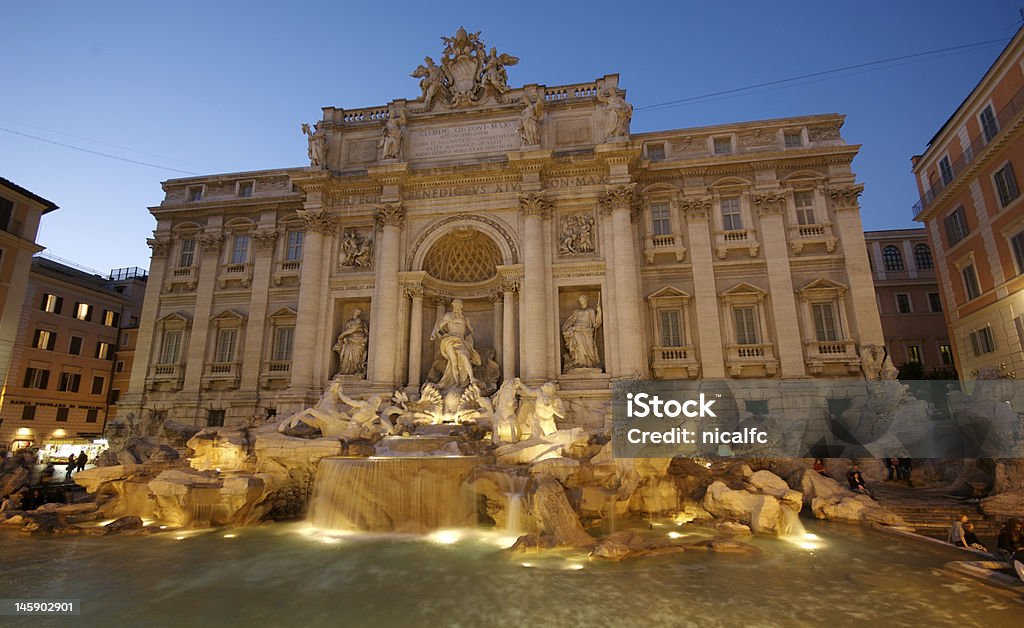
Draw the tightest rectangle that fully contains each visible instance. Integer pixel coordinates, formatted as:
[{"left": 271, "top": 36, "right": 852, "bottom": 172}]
[{"left": 122, "top": 29, "right": 883, "bottom": 429}]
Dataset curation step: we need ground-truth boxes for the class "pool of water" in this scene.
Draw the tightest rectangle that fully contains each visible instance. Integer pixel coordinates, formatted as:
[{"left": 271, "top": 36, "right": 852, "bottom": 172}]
[{"left": 1, "top": 520, "right": 1021, "bottom": 627}]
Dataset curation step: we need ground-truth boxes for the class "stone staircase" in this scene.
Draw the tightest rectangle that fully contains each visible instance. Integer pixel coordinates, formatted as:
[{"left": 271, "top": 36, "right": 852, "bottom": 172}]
[{"left": 872, "top": 483, "right": 1003, "bottom": 545}]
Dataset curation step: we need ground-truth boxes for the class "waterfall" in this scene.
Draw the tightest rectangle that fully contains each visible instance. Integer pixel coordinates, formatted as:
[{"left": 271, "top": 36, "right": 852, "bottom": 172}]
[
  {"left": 308, "top": 456, "right": 486, "bottom": 532},
  {"left": 503, "top": 475, "right": 529, "bottom": 537},
  {"left": 780, "top": 507, "right": 806, "bottom": 537}
]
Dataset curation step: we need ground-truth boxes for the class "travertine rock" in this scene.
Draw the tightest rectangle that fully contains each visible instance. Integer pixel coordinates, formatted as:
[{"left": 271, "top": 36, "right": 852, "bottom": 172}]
[
  {"left": 702, "top": 480, "right": 783, "bottom": 534},
  {"left": 188, "top": 428, "right": 249, "bottom": 472},
  {"left": 981, "top": 489, "right": 1024, "bottom": 517},
  {"left": 529, "top": 474, "right": 594, "bottom": 547}
]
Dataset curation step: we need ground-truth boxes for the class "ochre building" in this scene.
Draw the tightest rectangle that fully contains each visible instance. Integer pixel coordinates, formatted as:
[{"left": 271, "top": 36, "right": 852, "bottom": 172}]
[{"left": 122, "top": 30, "right": 884, "bottom": 429}]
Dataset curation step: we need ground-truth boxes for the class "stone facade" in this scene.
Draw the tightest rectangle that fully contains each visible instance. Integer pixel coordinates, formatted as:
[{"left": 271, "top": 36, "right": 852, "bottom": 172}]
[
  {"left": 121, "top": 30, "right": 883, "bottom": 430},
  {"left": 864, "top": 228, "right": 952, "bottom": 374}
]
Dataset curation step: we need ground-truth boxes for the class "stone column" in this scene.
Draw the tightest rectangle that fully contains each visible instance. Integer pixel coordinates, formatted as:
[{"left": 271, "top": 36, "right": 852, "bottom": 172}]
[
  {"left": 491, "top": 292, "right": 503, "bottom": 367},
  {"left": 290, "top": 209, "right": 335, "bottom": 391},
  {"left": 829, "top": 184, "right": 884, "bottom": 345},
  {"left": 502, "top": 283, "right": 517, "bottom": 381},
  {"left": 681, "top": 197, "right": 726, "bottom": 378},
  {"left": 601, "top": 184, "right": 646, "bottom": 377},
  {"left": 519, "top": 193, "right": 550, "bottom": 382},
  {"left": 240, "top": 228, "right": 277, "bottom": 391},
  {"left": 753, "top": 191, "right": 805, "bottom": 378},
  {"left": 367, "top": 203, "right": 404, "bottom": 386},
  {"left": 406, "top": 286, "right": 424, "bottom": 388},
  {"left": 182, "top": 231, "right": 224, "bottom": 394},
  {"left": 122, "top": 235, "right": 171, "bottom": 403}
]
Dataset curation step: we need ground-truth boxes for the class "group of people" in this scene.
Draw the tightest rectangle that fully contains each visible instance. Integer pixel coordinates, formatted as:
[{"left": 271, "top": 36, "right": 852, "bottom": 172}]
[
  {"left": 40, "top": 452, "right": 88, "bottom": 483},
  {"left": 949, "top": 514, "right": 1024, "bottom": 563},
  {"left": 0, "top": 487, "right": 46, "bottom": 513},
  {"left": 947, "top": 514, "right": 988, "bottom": 551},
  {"left": 885, "top": 457, "right": 913, "bottom": 482}
]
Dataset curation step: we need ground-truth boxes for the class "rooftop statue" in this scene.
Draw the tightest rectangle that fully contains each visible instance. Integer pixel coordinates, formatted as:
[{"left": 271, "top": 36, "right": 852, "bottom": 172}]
[
  {"left": 411, "top": 27, "right": 519, "bottom": 110},
  {"left": 301, "top": 122, "right": 328, "bottom": 169}
]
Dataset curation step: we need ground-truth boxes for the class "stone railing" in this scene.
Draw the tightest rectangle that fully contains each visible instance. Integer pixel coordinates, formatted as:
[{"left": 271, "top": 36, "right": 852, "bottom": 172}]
[
  {"left": 788, "top": 222, "right": 837, "bottom": 254},
  {"left": 805, "top": 339, "right": 861, "bottom": 375},
  {"left": 149, "top": 363, "right": 183, "bottom": 391},
  {"left": 342, "top": 107, "right": 390, "bottom": 124},
  {"left": 725, "top": 343, "right": 779, "bottom": 377},
  {"left": 650, "top": 345, "right": 699, "bottom": 379},
  {"left": 203, "top": 361, "right": 240, "bottom": 389},
  {"left": 715, "top": 229, "right": 759, "bottom": 259},
  {"left": 273, "top": 260, "right": 302, "bottom": 286},
  {"left": 544, "top": 82, "right": 599, "bottom": 102},
  {"left": 266, "top": 360, "right": 291, "bottom": 373},
  {"left": 643, "top": 233, "right": 687, "bottom": 263}
]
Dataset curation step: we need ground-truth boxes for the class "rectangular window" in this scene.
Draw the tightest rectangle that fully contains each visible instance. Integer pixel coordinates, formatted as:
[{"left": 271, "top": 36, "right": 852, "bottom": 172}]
[
  {"left": 659, "top": 310, "right": 683, "bottom": 347},
  {"left": 102, "top": 309, "right": 120, "bottom": 327},
  {"left": 944, "top": 206, "right": 969, "bottom": 245},
  {"left": 231, "top": 235, "right": 249, "bottom": 264},
  {"left": 928, "top": 292, "right": 943, "bottom": 312},
  {"left": 980, "top": 105, "right": 999, "bottom": 143},
  {"left": 784, "top": 131, "right": 803, "bottom": 148},
  {"left": 1012, "top": 231, "right": 1024, "bottom": 274},
  {"left": 160, "top": 330, "right": 182, "bottom": 364},
  {"left": 58, "top": 372, "right": 81, "bottom": 393},
  {"left": 650, "top": 203, "right": 671, "bottom": 236},
  {"left": 896, "top": 293, "right": 912, "bottom": 314},
  {"left": 188, "top": 186, "right": 203, "bottom": 202},
  {"left": 713, "top": 137, "right": 733, "bottom": 155},
  {"left": 969, "top": 327, "right": 996, "bottom": 355},
  {"left": 215, "top": 328, "right": 237, "bottom": 363},
  {"left": 115, "top": 360, "right": 125, "bottom": 373},
  {"left": 21, "top": 405, "right": 36, "bottom": 421},
  {"left": 938, "top": 156, "right": 954, "bottom": 185},
  {"left": 86, "top": 408, "right": 99, "bottom": 423},
  {"left": 238, "top": 181, "right": 254, "bottom": 197},
  {"left": 179, "top": 238, "right": 196, "bottom": 267},
  {"left": 0, "top": 197, "right": 12, "bottom": 231},
  {"left": 96, "top": 341, "right": 113, "bottom": 360},
  {"left": 645, "top": 143, "right": 665, "bottom": 161},
  {"left": 962, "top": 264, "right": 981, "bottom": 300},
  {"left": 68, "top": 336, "right": 83, "bottom": 356},
  {"left": 733, "top": 307, "right": 758, "bottom": 345},
  {"left": 109, "top": 389, "right": 121, "bottom": 405},
  {"left": 906, "top": 345, "right": 921, "bottom": 363},
  {"left": 939, "top": 343, "right": 954, "bottom": 365},
  {"left": 208, "top": 409, "right": 225, "bottom": 427},
  {"left": 285, "top": 230, "right": 304, "bottom": 261},
  {"left": 994, "top": 162, "right": 1019, "bottom": 207},
  {"left": 794, "top": 191, "right": 816, "bottom": 225},
  {"left": 91, "top": 376, "right": 104, "bottom": 395},
  {"left": 23, "top": 368, "right": 49, "bottom": 390},
  {"left": 721, "top": 197, "right": 743, "bottom": 231},
  {"left": 273, "top": 326, "right": 295, "bottom": 361},
  {"left": 74, "top": 302, "right": 92, "bottom": 321},
  {"left": 41, "top": 293, "right": 63, "bottom": 313},
  {"left": 34, "top": 329, "right": 56, "bottom": 351},
  {"left": 812, "top": 303, "right": 839, "bottom": 341},
  {"left": 56, "top": 407, "right": 69, "bottom": 422}
]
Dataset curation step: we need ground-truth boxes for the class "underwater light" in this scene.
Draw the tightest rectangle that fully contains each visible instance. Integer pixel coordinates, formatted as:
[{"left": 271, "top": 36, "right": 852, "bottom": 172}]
[
  {"left": 223, "top": 533, "right": 237, "bottom": 539},
  {"left": 565, "top": 563, "right": 584, "bottom": 571},
  {"left": 428, "top": 529, "right": 462, "bottom": 545},
  {"left": 667, "top": 531, "right": 683, "bottom": 539}
]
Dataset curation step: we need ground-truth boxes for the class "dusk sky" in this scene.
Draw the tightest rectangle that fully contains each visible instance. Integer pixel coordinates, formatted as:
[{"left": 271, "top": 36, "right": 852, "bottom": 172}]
[{"left": 2, "top": 1, "right": 1020, "bottom": 273}]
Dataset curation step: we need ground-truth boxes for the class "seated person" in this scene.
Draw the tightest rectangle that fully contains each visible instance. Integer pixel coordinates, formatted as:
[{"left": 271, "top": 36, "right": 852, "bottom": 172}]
[
  {"left": 948, "top": 514, "right": 969, "bottom": 547},
  {"left": 963, "top": 522, "right": 987, "bottom": 551},
  {"left": 846, "top": 464, "right": 875, "bottom": 499},
  {"left": 813, "top": 458, "right": 829, "bottom": 477},
  {"left": 997, "top": 518, "right": 1024, "bottom": 561}
]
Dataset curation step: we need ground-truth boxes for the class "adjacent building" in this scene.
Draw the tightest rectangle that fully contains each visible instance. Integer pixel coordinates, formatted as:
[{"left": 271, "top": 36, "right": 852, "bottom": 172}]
[
  {"left": 120, "top": 29, "right": 884, "bottom": 430},
  {"left": 0, "top": 256, "right": 146, "bottom": 453},
  {"left": 0, "top": 177, "right": 58, "bottom": 412},
  {"left": 911, "top": 27, "right": 1024, "bottom": 383},
  {"left": 864, "top": 228, "right": 952, "bottom": 375}
]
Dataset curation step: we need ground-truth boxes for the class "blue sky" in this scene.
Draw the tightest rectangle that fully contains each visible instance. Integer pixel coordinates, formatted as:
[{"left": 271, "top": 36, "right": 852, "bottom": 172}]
[{"left": 1, "top": 1, "right": 1020, "bottom": 273}]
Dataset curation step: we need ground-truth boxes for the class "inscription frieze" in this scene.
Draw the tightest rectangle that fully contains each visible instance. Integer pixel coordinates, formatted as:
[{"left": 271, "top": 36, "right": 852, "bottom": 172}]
[{"left": 406, "top": 121, "right": 520, "bottom": 159}]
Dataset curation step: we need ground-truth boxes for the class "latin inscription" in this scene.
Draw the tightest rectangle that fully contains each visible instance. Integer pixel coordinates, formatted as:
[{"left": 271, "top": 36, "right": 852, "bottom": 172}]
[{"left": 407, "top": 121, "right": 520, "bottom": 159}]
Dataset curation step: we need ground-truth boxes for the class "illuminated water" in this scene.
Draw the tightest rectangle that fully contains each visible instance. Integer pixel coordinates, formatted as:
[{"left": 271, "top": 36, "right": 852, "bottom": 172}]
[{"left": 1, "top": 520, "right": 1021, "bottom": 627}]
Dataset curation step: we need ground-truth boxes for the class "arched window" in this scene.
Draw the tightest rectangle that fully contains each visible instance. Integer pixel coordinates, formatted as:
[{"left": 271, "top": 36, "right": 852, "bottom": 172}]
[
  {"left": 883, "top": 246, "right": 904, "bottom": 271},
  {"left": 913, "top": 243, "right": 933, "bottom": 269}
]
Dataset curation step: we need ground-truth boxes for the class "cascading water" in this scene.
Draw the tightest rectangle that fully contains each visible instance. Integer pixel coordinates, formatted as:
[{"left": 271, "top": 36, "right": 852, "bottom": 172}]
[
  {"left": 503, "top": 475, "right": 529, "bottom": 537},
  {"left": 780, "top": 507, "right": 807, "bottom": 537},
  {"left": 308, "top": 451, "right": 490, "bottom": 533}
]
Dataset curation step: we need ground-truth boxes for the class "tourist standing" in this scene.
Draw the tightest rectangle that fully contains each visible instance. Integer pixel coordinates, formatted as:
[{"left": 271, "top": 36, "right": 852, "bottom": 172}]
[
  {"left": 76, "top": 451, "right": 87, "bottom": 472},
  {"left": 64, "top": 456, "right": 76, "bottom": 481},
  {"left": 899, "top": 457, "right": 912, "bottom": 483},
  {"left": 886, "top": 457, "right": 899, "bottom": 481}
]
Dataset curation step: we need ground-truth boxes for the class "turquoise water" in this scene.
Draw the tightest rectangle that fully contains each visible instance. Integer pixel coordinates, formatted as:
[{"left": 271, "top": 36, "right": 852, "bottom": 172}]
[{"left": 1, "top": 520, "right": 1021, "bottom": 627}]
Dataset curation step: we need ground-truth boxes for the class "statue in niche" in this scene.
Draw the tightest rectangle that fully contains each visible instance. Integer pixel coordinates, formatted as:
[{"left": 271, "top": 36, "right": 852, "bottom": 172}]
[
  {"left": 340, "top": 229, "right": 373, "bottom": 269},
  {"left": 379, "top": 105, "right": 407, "bottom": 160},
  {"left": 301, "top": 122, "right": 328, "bottom": 169},
  {"left": 429, "top": 298, "right": 482, "bottom": 389},
  {"left": 334, "top": 309, "right": 369, "bottom": 376},
  {"left": 516, "top": 381, "right": 565, "bottom": 440},
  {"left": 559, "top": 213, "right": 596, "bottom": 256},
  {"left": 411, "top": 56, "right": 445, "bottom": 109},
  {"left": 481, "top": 46, "right": 519, "bottom": 94},
  {"left": 562, "top": 294, "right": 603, "bottom": 371},
  {"left": 518, "top": 94, "right": 543, "bottom": 146},
  {"left": 596, "top": 87, "right": 633, "bottom": 139}
]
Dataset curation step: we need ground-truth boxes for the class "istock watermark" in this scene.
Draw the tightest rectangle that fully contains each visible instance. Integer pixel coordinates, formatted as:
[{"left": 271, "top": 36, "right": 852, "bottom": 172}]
[{"left": 611, "top": 379, "right": 1024, "bottom": 459}]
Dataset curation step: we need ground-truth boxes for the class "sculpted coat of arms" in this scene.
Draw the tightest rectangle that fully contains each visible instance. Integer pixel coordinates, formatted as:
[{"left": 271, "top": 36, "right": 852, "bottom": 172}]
[{"left": 411, "top": 27, "right": 519, "bottom": 110}]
